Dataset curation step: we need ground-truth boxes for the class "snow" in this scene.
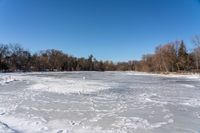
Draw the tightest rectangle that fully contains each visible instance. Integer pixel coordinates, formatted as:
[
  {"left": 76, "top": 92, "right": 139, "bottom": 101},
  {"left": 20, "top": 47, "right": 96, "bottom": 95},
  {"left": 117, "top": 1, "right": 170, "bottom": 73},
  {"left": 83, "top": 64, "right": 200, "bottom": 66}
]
[
  {"left": 27, "top": 77, "right": 114, "bottom": 94},
  {"left": 125, "top": 71, "right": 200, "bottom": 80},
  {"left": 0, "top": 75, "right": 17, "bottom": 85},
  {"left": 182, "top": 98, "right": 200, "bottom": 107},
  {"left": 159, "top": 73, "right": 200, "bottom": 79},
  {"left": 0, "top": 71, "right": 200, "bottom": 133},
  {"left": 0, "top": 121, "right": 17, "bottom": 133}
]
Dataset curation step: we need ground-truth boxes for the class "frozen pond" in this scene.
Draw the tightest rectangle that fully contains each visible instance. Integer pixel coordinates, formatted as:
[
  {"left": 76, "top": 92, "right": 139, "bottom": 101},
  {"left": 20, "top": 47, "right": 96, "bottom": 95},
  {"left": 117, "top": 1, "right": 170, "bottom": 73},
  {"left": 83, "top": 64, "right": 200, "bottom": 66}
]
[{"left": 0, "top": 72, "right": 200, "bottom": 133}]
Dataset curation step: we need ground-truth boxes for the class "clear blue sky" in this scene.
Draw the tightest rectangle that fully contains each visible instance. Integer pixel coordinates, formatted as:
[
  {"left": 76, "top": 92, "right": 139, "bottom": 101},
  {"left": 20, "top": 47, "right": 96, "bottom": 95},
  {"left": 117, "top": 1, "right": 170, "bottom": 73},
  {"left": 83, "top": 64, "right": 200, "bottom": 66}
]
[{"left": 0, "top": 0, "right": 200, "bottom": 61}]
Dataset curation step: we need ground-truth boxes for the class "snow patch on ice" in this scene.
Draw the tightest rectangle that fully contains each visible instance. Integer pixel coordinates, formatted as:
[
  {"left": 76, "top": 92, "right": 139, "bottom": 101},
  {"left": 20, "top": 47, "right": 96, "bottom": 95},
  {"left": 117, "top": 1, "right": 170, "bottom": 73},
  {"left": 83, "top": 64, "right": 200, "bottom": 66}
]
[
  {"left": 112, "top": 116, "right": 172, "bottom": 131},
  {"left": 0, "top": 115, "right": 49, "bottom": 133},
  {"left": 112, "top": 116, "right": 150, "bottom": 130},
  {"left": 138, "top": 93, "right": 167, "bottom": 105},
  {"left": 0, "top": 76, "right": 17, "bottom": 85},
  {"left": 125, "top": 71, "right": 157, "bottom": 76},
  {"left": 27, "top": 76, "right": 114, "bottom": 94},
  {"left": 181, "top": 84, "right": 195, "bottom": 88},
  {"left": 0, "top": 73, "right": 26, "bottom": 85},
  {"left": 0, "top": 115, "right": 123, "bottom": 133},
  {"left": 182, "top": 98, "right": 200, "bottom": 107},
  {"left": 159, "top": 73, "right": 200, "bottom": 80},
  {"left": 0, "top": 121, "right": 18, "bottom": 133},
  {"left": 125, "top": 71, "right": 200, "bottom": 80}
]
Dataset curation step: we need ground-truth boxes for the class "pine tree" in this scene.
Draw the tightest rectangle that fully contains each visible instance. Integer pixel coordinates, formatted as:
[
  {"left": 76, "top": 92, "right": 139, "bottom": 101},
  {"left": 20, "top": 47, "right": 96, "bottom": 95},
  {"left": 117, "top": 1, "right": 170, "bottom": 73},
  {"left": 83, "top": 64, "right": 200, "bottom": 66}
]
[{"left": 177, "top": 41, "right": 188, "bottom": 71}]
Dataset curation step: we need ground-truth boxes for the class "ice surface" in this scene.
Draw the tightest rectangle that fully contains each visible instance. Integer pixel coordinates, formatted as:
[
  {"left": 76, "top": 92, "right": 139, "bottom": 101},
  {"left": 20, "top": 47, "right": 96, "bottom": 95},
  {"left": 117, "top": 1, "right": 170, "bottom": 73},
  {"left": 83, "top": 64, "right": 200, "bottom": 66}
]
[
  {"left": 27, "top": 76, "right": 115, "bottom": 94},
  {"left": 0, "top": 71, "right": 200, "bottom": 133}
]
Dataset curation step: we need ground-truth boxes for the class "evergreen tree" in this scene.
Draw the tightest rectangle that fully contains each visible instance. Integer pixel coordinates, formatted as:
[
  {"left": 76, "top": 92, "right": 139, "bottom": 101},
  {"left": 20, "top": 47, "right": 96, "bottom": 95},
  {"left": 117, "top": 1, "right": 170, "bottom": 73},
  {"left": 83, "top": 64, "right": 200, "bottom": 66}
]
[{"left": 177, "top": 41, "right": 188, "bottom": 71}]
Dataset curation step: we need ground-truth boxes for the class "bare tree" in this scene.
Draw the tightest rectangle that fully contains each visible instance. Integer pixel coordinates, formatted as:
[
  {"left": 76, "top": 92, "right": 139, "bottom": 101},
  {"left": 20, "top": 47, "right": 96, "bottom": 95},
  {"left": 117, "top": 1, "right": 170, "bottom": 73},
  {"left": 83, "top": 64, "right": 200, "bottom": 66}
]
[
  {"left": 0, "top": 44, "right": 10, "bottom": 71},
  {"left": 192, "top": 35, "right": 200, "bottom": 70}
]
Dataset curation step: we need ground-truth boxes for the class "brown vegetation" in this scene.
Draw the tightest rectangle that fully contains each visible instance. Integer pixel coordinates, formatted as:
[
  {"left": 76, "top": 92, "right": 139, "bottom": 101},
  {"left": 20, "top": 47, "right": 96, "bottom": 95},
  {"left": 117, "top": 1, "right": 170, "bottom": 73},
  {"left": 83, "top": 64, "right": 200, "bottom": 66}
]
[
  {"left": 0, "top": 44, "right": 135, "bottom": 72},
  {"left": 1, "top": 36, "right": 200, "bottom": 73},
  {"left": 136, "top": 37, "right": 200, "bottom": 73}
]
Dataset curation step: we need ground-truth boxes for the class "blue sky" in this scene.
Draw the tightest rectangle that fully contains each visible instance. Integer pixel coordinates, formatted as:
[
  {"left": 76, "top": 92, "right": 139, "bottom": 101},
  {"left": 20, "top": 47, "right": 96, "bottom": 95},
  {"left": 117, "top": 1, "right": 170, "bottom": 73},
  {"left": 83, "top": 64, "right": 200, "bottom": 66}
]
[{"left": 0, "top": 0, "right": 200, "bottom": 61}]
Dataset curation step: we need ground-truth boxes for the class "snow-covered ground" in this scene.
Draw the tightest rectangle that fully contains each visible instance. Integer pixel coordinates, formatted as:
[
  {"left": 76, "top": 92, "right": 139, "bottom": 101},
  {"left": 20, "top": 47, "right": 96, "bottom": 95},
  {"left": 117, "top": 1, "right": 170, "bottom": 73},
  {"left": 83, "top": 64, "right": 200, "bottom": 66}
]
[{"left": 0, "top": 71, "right": 200, "bottom": 133}]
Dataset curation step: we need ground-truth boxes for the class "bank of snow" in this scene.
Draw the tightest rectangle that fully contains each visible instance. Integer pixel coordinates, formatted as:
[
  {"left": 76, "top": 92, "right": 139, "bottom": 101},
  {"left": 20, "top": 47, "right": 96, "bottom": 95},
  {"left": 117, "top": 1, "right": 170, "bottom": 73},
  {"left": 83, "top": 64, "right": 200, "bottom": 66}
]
[
  {"left": 0, "top": 74, "right": 20, "bottom": 85},
  {"left": 159, "top": 73, "right": 200, "bottom": 80},
  {"left": 125, "top": 71, "right": 200, "bottom": 80}
]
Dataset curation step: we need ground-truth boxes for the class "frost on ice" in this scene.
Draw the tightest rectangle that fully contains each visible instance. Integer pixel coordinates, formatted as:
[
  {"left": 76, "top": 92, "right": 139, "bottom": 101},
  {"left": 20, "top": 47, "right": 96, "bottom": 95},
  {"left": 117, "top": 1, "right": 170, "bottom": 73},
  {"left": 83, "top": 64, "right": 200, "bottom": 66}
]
[{"left": 0, "top": 72, "right": 200, "bottom": 133}]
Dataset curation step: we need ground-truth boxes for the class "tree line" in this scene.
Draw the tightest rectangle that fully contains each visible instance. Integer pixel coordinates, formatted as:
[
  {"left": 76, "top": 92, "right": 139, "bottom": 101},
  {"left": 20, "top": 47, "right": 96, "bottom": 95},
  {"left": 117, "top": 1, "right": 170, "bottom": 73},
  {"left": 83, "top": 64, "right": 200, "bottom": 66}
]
[
  {"left": 0, "top": 44, "right": 135, "bottom": 72},
  {"left": 136, "top": 36, "right": 200, "bottom": 73},
  {"left": 0, "top": 35, "right": 200, "bottom": 73}
]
